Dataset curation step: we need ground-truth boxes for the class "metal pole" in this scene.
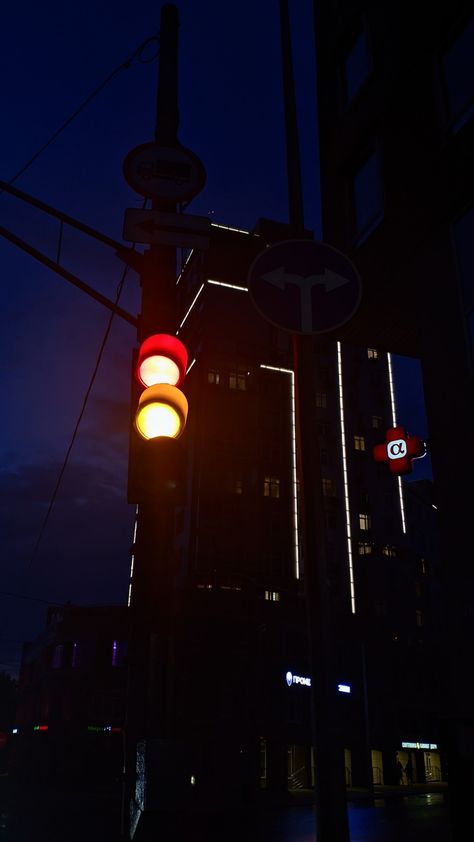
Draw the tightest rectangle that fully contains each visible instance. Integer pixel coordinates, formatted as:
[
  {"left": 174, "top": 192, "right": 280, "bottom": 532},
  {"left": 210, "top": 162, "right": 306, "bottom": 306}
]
[{"left": 279, "top": 2, "right": 350, "bottom": 839}]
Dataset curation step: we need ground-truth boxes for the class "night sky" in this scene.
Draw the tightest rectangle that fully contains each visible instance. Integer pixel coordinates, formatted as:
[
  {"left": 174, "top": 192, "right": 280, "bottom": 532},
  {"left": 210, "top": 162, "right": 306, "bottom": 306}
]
[{"left": 0, "top": 0, "right": 430, "bottom": 678}]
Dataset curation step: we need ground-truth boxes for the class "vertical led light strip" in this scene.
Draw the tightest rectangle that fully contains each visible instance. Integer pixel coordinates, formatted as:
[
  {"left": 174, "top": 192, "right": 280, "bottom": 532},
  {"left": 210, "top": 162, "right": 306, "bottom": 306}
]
[
  {"left": 387, "top": 353, "right": 407, "bottom": 534},
  {"left": 127, "top": 505, "right": 139, "bottom": 607},
  {"left": 337, "top": 342, "right": 356, "bottom": 614},
  {"left": 260, "top": 365, "right": 300, "bottom": 579}
]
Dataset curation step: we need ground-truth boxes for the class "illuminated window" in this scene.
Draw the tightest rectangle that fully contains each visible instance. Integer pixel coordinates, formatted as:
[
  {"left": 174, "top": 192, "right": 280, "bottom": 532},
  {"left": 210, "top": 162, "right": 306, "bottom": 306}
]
[
  {"left": 359, "top": 513, "right": 371, "bottom": 531},
  {"left": 416, "top": 610, "right": 423, "bottom": 627},
  {"left": 264, "top": 476, "right": 280, "bottom": 498},
  {"left": 322, "top": 477, "right": 337, "bottom": 497},
  {"left": 208, "top": 369, "right": 220, "bottom": 385},
  {"left": 264, "top": 590, "right": 280, "bottom": 602},
  {"left": 421, "top": 558, "right": 430, "bottom": 575},
  {"left": 229, "top": 367, "right": 247, "bottom": 390},
  {"left": 358, "top": 541, "right": 373, "bottom": 555},
  {"left": 372, "top": 415, "right": 382, "bottom": 429},
  {"left": 354, "top": 435, "right": 366, "bottom": 451},
  {"left": 316, "top": 391, "right": 327, "bottom": 408},
  {"left": 382, "top": 545, "right": 397, "bottom": 557},
  {"left": 367, "top": 348, "right": 379, "bottom": 359}
]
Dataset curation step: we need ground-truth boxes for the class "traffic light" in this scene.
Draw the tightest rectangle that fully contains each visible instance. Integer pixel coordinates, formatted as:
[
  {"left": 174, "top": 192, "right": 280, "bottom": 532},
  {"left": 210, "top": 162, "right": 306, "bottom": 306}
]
[
  {"left": 127, "top": 333, "right": 189, "bottom": 504},
  {"left": 134, "top": 334, "right": 188, "bottom": 441}
]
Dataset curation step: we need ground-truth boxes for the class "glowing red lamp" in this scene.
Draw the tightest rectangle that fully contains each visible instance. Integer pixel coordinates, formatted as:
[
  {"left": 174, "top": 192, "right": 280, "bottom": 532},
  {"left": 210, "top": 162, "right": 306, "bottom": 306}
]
[{"left": 136, "top": 333, "right": 188, "bottom": 388}]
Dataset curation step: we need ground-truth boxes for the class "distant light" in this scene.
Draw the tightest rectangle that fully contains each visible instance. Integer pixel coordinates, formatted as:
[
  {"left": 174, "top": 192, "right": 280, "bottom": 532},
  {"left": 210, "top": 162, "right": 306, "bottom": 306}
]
[
  {"left": 190, "top": 775, "right": 196, "bottom": 786},
  {"left": 34, "top": 725, "right": 49, "bottom": 731},
  {"left": 12, "top": 728, "right": 18, "bottom": 734},
  {"left": 402, "top": 740, "right": 437, "bottom": 750},
  {"left": 337, "top": 683, "right": 351, "bottom": 694}
]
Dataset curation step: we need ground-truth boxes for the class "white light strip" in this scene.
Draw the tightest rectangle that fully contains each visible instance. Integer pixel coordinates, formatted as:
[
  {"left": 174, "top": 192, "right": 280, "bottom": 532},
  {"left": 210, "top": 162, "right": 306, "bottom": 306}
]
[
  {"left": 176, "top": 248, "right": 194, "bottom": 286},
  {"left": 186, "top": 357, "right": 197, "bottom": 375},
  {"left": 260, "top": 364, "right": 300, "bottom": 579},
  {"left": 337, "top": 342, "right": 356, "bottom": 614},
  {"left": 387, "top": 353, "right": 406, "bottom": 534},
  {"left": 178, "top": 282, "right": 205, "bottom": 330},
  {"left": 207, "top": 279, "right": 248, "bottom": 292},
  {"left": 210, "top": 222, "right": 252, "bottom": 235},
  {"left": 128, "top": 505, "right": 139, "bottom": 607}
]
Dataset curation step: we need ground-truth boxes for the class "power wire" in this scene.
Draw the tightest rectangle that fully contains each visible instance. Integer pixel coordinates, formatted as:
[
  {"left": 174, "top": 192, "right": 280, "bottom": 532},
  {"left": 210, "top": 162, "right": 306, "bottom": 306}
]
[{"left": 2, "top": 34, "right": 159, "bottom": 190}]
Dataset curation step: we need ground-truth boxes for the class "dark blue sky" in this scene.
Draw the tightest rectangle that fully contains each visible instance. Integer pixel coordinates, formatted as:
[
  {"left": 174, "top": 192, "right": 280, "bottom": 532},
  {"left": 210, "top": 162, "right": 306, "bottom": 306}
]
[{"left": 0, "top": 0, "right": 429, "bottom": 678}]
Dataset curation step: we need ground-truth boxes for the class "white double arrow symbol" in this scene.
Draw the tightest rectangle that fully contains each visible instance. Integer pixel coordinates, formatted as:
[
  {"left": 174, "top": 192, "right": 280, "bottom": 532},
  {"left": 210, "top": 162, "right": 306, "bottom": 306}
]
[{"left": 261, "top": 266, "right": 349, "bottom": 332}]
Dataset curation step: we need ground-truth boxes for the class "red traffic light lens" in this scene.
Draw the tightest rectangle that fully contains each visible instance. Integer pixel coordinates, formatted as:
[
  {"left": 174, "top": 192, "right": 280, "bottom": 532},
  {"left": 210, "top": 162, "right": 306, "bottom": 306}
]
[{"left": 136, "top": 334, "right": 188, "bottom": 388}]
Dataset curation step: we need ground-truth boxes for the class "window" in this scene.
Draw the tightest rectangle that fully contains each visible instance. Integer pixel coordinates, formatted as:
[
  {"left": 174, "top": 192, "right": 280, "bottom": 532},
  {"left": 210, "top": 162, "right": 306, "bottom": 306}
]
[
  {"left": 343, "top": 30, "right": 371, "bottom": 103},
  {"left": 264, "top": 476, "right": 280, "bottom": 498},
  {"left": 416, "top": 610, "right": 424, "bottom": 628},
  {"left": 354, "top": 435, "right": 366, "bottom": 452},
  {"left": 226, "top": 472, "right": 243, "bottom": 494},
  {"left": 264, "top": 590, "right": 280, "bottom": 602},
  {"left": 359, "top": 513, "right": 371, "bottom": 531},
  {"left": 453, "top": 205, "right": 474, "bottom": 368},
  {"left": 51, "top": 644, "right": 64, "bottom": 669},
  {"left": 382, "top": 545, "right": 396, "bottom": 557},
  {"left": 420, "top": 558, "right": 431, "bottom": 575},
  {"left": 353, "top": 150, "right": 384, "bottom": 243},
  {"left": 372, "top": 415, "right": 383, "bottom": 429},
  {"left": 367, "top": 348, "right": 379, "bottom": 360},
  {"left": 316, "top": 391, "right": 327, "bottom": 408},
  {"left": 229, "top": 367, "right": 248, "bottom": 390},
  {"left": 441, "top": 18, "right": 474, "bottom": 131},
  {"left": 208, "top": 368, "right": 220, "bottom": 385},
  {"left": 322, "top": 477, "right": 337, "bottom": 497},
  {"left": 358, "top": 541, "right": 373, "bottom": 555}
]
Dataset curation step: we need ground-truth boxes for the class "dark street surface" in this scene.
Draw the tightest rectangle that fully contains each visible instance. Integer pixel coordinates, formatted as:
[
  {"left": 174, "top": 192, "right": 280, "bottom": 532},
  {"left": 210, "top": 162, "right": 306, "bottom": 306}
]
[{"left": 0, "top": 774, "right": 452, "bottom": 841}]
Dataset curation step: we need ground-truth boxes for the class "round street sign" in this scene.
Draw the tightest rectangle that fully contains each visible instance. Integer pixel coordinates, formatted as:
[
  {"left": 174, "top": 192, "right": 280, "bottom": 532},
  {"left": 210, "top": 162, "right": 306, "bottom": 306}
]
[
  {"left": 123, "top": 142, "right": 206, "bottom": 202},
  {"left": 247, "top": 239, "right": 362, "bottom": 334}
]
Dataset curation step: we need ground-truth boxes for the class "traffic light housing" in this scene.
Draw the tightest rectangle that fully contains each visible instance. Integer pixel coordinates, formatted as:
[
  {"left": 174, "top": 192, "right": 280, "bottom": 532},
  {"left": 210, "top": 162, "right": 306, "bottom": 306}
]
[
  {"left": 127, "top": 334, "right": 189, "bottom": 504},
  {"left": 133, "top": 334, "right": 188, "bottom": 441}
]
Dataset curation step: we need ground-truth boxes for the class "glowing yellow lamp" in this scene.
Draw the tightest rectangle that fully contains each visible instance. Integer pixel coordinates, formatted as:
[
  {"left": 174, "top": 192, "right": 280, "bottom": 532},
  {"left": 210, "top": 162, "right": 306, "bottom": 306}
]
[{"left": 135, "top": 383, "right": 188, "bottom": 440}]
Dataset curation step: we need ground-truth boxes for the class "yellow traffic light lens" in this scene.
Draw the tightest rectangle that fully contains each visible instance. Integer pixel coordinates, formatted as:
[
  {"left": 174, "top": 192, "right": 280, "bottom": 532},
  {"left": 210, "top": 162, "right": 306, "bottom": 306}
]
[
  {"left": 138, "top": 354, "right": 180, "bottom": 387},
  {"left": 135, "top": 384, "right": 188, "bottom": 440},
  {"left": 136, "top": 402, "right": 181, "bottom": 439}
]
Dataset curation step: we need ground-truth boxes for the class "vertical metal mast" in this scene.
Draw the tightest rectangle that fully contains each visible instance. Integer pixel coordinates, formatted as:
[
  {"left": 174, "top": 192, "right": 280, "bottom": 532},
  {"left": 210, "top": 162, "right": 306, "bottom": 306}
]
[{"left": 279, "top": 2, "right": 351, "bottom": 839}]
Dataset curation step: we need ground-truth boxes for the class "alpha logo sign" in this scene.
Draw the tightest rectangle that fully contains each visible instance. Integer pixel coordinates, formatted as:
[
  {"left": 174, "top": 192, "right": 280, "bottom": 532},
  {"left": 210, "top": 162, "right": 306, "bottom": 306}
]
[
  {"left": 373, "top": 425, "right": 426, "bottom": 475},
  {"left": 286, "top": 670, "right": 311, "bottom": 687},
  {"left": 247, "top": 239, "right": 362, "bottom": 335}
]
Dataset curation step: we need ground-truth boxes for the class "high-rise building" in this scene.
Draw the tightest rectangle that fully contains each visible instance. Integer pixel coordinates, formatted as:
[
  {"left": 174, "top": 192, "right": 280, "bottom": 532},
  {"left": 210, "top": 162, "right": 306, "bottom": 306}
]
[{"left": 127, "top": 217, "right": 443, "bottom": 818}]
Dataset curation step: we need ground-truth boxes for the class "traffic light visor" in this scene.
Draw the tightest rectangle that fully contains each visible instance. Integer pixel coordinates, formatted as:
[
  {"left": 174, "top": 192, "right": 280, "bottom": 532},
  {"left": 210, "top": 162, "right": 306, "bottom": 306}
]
[
  {"left": 136, "top": 334, "right": 188, "bottom": 387},
  {"left": 135, "top": 383, "right": 188, "bottom": 440}
]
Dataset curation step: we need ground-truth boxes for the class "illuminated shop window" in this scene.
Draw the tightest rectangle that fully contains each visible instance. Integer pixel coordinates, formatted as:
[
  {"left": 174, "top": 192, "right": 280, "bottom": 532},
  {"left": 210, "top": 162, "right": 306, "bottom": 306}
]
[
  {"left": 229, "top": 367, "right": 248, "bottom": 390},
  {"left": 322, "top": 477, "right": 337, "bottom": 497},
  {"left": 359, "top": 512, "right": 371, "bottom": 531},
  {"left": 372, "top": 415, "right": 382, "bottom": 429},
  {"left": 354, "top": 435, "right": 366, "bottom": 451},
  {"left": 263, "top": 476, "right": 280, "bottom": 498},
  {"left": 367, "top": 348, "right": 379, "bottom": 360},
  {"left": 208, "top": 369, "right": 220, "bottom": 385},
  {"left": 264, "top": 590, "right": 280, "bottom": 602},
  {"left": 316, "top": 391, "right": 327, "bottom": 408},
  {"left": 382, "top": 545, "right": 397, "bottom": 557},
  {"left": 358, "top": 541, "right": 373, "bottom": 555}
]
